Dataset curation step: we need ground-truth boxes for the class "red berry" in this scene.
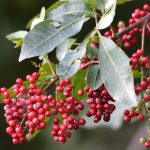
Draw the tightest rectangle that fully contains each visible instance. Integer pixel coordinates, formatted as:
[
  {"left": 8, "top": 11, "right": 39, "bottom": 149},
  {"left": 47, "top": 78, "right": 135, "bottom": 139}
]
[
  {"left": 145, "top": 141, "right": 150, "bottom": 148},
  {"left": 138, "top": 114, "right": 144, "bottom": 121},
  {"left": 78, "top": 90, "right": 84, "bottom": 96},
  {"left": 124, "top": 116, "right": 131, "bottom": 123}
]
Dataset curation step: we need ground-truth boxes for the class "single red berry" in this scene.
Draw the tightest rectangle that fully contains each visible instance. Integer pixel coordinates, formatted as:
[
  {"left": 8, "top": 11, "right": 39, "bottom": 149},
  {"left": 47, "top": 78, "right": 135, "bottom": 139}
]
[
  {"left": 32, "top": 72, "right": 39, "bottom": 79},
  {"left": 78, "top": 90, "right": 84, "bottom": 96},
  {"left": 138, "top": 114, "right": 144, "bottom": 121},
  {"left": 123, "top": 110, "right": 130, "bottom": 116},
  {"left": 141, "top": 57, "right": 149, "bottom": 64},
  {"left": 145, "top": 141, "right": 150, "bottom": 148},
  {"left": 124, "top": 116, "right": 131, "bottom": 123},
  {"left": 16, "top": 78, "right": 23, "bottom": 85},
  {"left": 56, "top": 86, "right": 63, "bottom": 93}
]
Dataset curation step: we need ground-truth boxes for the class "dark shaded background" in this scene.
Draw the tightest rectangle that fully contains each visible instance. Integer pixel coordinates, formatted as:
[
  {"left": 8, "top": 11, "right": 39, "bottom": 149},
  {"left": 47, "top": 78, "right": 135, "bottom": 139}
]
[{"left": 0, "top": 0, "right": 150, "bottom": 150}]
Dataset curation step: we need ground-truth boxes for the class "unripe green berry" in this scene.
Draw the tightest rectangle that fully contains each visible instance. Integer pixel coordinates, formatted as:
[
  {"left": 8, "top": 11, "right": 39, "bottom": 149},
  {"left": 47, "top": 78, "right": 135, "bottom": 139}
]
[{"left": 139, "top": 137, "right": 147, "bottom": 144}]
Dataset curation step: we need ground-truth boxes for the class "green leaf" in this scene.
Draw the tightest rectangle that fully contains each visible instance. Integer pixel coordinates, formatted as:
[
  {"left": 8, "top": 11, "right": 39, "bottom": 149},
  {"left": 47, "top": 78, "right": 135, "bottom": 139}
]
[
  {"left": 117, "top": 0, "right": 126, "bottom": 4},
  {"left": 19, "top": 15, "right": 85, "bottom": 62},
  {"left": 39, "top": 56, "right": 56, "bottom": 81},
  {"left": 87, "top": 64, "right": 102, "bottom": 90},
  {"left": 14, "top": 39, "right": 23, "bottom": 48},
  {"left": 132, "top": 70, "right": 142, "bottom": 78},
  {"left": 26, "top": 1, "right": 67, "bottom": 29},
  {"left": 97, "top": 0, "right": 117, "bottom": 29},
  {"left": 56, "top": 38, "right": 76, "bottom": 61},
  {"left": 6, "top": 31, "right": 28, "bottom": 43},
  {"left": 86, "top": 45, "right": 98, "bottom": 59},
  {"left": 30, "top": 7, "right": 45, "bottom": 29},
  {"left": 57, "top": 41, "right": 87, "bottom": 81},
  {"left": 73, "top": 70, "right": 86, "bottom": 99},
  {"left": 95, "top": 0, "right": 114, "bottom": 13},
  {"left": 83, "top": 0, "right": 97, "bottom": 9},
  {"left": 137, "top": 100, "right": 147, "bottom": 116},
  {"left": 98, "top": 36, "right": 137, "bottom": 107},
  {"left": 39, "top": 63, "right": 52, "bottom": 81},
  {"left": 61, "top": 60, "right": 81, "bottom": 81},
  {"left": 47, "top": 2, "right": 93, "bottom": 21}
]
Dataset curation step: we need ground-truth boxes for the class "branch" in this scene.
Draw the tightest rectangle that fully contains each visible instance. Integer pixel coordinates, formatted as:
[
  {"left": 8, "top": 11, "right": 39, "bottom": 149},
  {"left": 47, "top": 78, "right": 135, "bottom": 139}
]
[
  {"left": 80, "top": 61, "right": 99, "bottom": 70},
  {"left": 112, "top": 13, "right": 150, "bottom": 40},
  {"left": 45, "top": 55, "right": 55, "bottom": 75},
  {"left": 42, "top": 77, "right": 59, "bottom": 93},
  {"left": 141, "top": 23, "right": 146, "bottom": 82}
]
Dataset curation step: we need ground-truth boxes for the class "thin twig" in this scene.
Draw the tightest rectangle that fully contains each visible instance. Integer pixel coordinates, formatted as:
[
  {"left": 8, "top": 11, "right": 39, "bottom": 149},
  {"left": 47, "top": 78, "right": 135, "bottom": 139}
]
[
  {"left": 141, "top": 23, "right": 146, "bottom": 82},
  {"left": 80, "top": 61, "right": 99, "bottom": 70},
  {"left": 42, "top": 77, "right": 59, "bottom": 93},
  {"left": 112, "top": 13, "right": 150, "bottom": 40},
  {"left": 45, "top": 55, "right": 55, "bottom": 75},
  {"left": 141, "top": 23, "right": 146, "bottom": 51}
]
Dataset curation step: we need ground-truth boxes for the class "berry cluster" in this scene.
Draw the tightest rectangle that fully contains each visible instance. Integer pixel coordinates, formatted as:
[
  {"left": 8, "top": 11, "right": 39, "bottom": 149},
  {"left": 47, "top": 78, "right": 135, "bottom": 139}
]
[
  {"left": 1, "top": 72, "right": 53, "bottom": 144},
  {"left": 123, "top": 109, "right": 144, "bottom": 123},
  {"left": 104, "top": 3, "right": 150, "bottom": 49},
  {"left": 129, "top": 49, "right": 149, "bottom": 70},
  {"left": 124, "top": 49, "right": 150, "bottom": 148},
  {"left": 129, "top": 49, "right": 150, "bottom": 97},
  {"left": 84, "top": 84, "right": 116, "bottom": 123},
  {"left": 50, "top": 80, "right": 86, "bottom": 143}
]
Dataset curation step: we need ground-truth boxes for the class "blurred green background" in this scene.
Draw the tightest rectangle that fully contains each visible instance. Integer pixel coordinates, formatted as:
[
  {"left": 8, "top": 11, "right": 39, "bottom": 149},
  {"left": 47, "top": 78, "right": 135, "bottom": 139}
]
[{"left": 0, "top": 0, "right": 149, "bottom": 150}]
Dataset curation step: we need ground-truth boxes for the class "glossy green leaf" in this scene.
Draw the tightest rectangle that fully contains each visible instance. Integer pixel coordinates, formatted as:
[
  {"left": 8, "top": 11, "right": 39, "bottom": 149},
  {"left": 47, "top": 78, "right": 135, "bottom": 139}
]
[
  {"left": 19, "top": 15, "right": 85, "bottom": 62},
  {"left": 96, "top": 0, "right": 114, "bottom": 13},
  {"left": 87, "top": 64, "right": 102, "bottom": 90},
  {"left": 132, "top": 70, "right": 142, "bottom": 78},
  {"left": 57, "top": 41, "right": 87, "bottom": 81},
  {"left": 60, "top": 60, "right": 81, "bottom": 81},
  {"left": 30, "top": 7, "right": 45, "bottom": 29},
  {"left": 14, "top": 39, "right": 23, "bottom": 48},
  {"left": 86, "top": 45, "right": 98, "bottom": 59},
  {"left": 97, "top": 0, "right": 117, "bottom": 29},
  {"left": 98, "top": 36, "right": 137, "bottom": 107},
  {"left": 83, "top": 0, "right": 97, "bottom": 9},
  {"left": 47, "top": 2, "right": 93, "bottom": 21},
  {"left": 6, "top": 31, "right": 28, "bottom": 43},
  {"left": 73, "top": 70, "right": 86, "bottom": 99},
  {"left": 39, "top": 63, "right": 52, "bottom": 81},
  {"left": 26, "top": 1, "right": 67, "bottom": 29},
  {"left": 137, "top": 100, "right": 147, "bottom": 116},
  {"left": 56, "top": 38, "right": 76, "bottom": 61}
]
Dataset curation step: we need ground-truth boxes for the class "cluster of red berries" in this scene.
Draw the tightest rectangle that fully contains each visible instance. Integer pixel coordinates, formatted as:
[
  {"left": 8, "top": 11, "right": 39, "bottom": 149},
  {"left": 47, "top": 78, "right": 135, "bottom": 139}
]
[
  {"left": 129, "top": 49, "right": 150, "bottom": 99},
  {"left": 127, "top": 49, "right": 150, "bottom": 148},
  {"left": 129, "top": 4, "right": 150, "bottom": 26},
  {"left": 130, "top": 49, "right": 149, "bottom": 70},
  {"left": 50, "top": 80, "right": 86, "bottom": 143},
  {"left": 104, "top": 3, "right": 150, "bottom": 49},
  {"left": 0, "top": 72, "right": 54, "bottom": 144},
  {"left": 84, "top": 84, "right": 116, "bottom": 123},
  {"left": 123, "top": 109, "right": 144, "bottom": 123}
]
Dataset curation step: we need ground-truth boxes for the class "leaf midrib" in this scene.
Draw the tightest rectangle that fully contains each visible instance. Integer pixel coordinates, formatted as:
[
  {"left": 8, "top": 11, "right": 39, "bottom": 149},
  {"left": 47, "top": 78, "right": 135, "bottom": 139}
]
[
  {"left": 100, "top": 37, "right": 135, "bottom": 100},
  {"left": 24, "top": 16, "right": 84, "bottom": 54},
  {"left": 50, "top": 10, "right": 93, "bottom": 20}
]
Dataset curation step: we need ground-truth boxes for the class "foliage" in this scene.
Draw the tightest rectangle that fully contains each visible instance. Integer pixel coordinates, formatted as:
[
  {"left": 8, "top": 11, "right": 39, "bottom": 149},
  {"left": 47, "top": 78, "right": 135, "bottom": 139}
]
[{"left": 1, "top": 0, "right": 150, "bottom": 148}]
